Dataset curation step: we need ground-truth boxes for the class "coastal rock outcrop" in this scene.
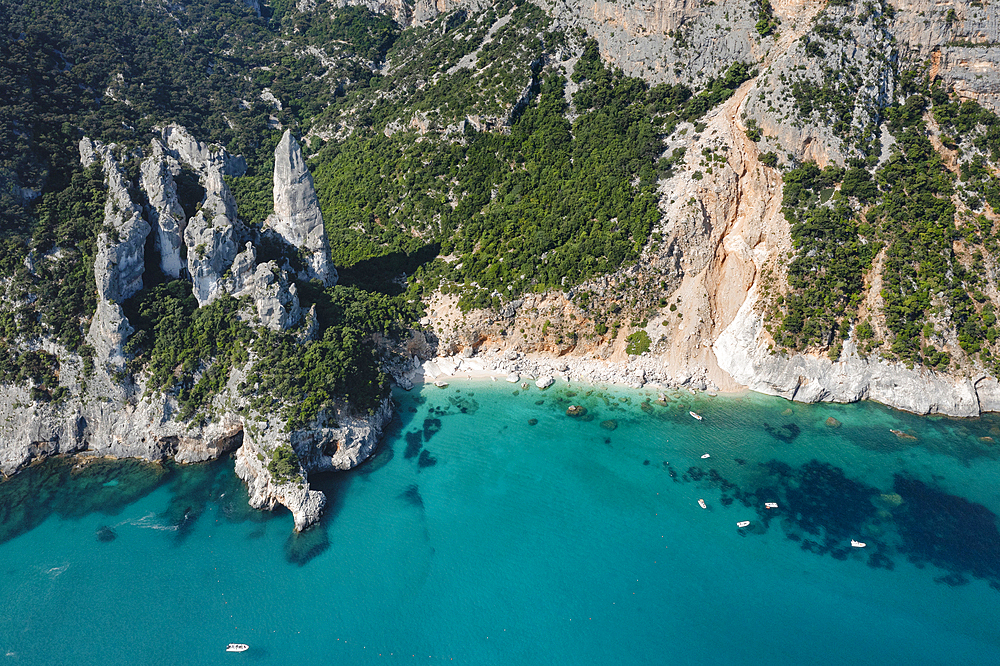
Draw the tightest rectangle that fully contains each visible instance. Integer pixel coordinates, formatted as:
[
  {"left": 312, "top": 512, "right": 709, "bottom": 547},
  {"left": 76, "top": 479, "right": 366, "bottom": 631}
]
[
  {"left": 265, "top": 130, "right": 337, "bottom": 286},
  {"left": 234, "top": 397, "right": 393, "bottom": 530},
  {"left": 713, "top": 286, "right": 998, "bottom": 417}
]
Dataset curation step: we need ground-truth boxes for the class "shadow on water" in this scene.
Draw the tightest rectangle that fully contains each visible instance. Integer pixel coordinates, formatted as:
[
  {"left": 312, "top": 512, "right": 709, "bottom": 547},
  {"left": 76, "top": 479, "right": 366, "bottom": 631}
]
[
  {"left": 0, "top": 456, "right": 172, "bottom": 546},
  {"left": 283, "top": 467, "right": 356, "bottom": 566},
  {"left": 670, "top": 453, "right": 1000, "bottom": 589}
]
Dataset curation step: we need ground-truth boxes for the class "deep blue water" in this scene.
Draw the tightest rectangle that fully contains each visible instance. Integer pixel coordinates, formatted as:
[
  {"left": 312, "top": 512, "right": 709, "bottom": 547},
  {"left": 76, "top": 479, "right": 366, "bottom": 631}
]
[{"left": 3, "top": 381, "right": 1000, "bottom": 664}]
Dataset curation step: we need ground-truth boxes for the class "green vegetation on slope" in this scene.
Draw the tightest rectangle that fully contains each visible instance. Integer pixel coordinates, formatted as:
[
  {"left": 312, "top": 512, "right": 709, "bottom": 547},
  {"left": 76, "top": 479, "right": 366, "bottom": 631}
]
[{"left": 771, "top": 78, "right": 1000, "bottom": 373}]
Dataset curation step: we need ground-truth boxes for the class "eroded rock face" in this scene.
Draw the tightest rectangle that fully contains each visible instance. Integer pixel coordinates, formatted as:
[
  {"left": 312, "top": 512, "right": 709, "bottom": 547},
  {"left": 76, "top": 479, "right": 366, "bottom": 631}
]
[
  {"left": 183, "top": 168, "right": 240, "bottom": 305},
  {"left": 265, "top": 130, "right": 337, "bottom": 286},
  {"left": 225, "top": 242, "right": 303, "bottom": 330},
  {"left": 161, "top": 124, "right": 247, "bottom": 179},
  {"left": 82, "top": 138, "right": 151, "bottom": 371},
  {"left": 713, "top": 285, "right": 998, "bottom": 417},
  {"left": 156, "top": 124, "right": 247, "bottom": 305},
  {"left": 140, "top": 139, "right": 186, "bottom": 278}
]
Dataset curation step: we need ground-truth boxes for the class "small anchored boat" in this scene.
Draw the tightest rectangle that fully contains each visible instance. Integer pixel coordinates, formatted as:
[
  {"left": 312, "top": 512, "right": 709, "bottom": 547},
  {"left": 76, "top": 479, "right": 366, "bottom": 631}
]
[
  {"left": 851, "top": 540, "right": 866, "bottom": 548},
  {"left": 737, "top": 521, "right": 750, "bottom": 528},
  {"left": 690, "top": 411, "right": 703, "bottom": 421},
  {"left": 764, "top": 502, "right": 778, "bottom": 509},
  {"left": 698, "top": 499, "right": 708, "bottom": 509},
  {"left": 700, "top": 453, "right": 711, "bottom": 459},
  {"left": 226, "top": 644, "right": 249, "bottom": 652}
]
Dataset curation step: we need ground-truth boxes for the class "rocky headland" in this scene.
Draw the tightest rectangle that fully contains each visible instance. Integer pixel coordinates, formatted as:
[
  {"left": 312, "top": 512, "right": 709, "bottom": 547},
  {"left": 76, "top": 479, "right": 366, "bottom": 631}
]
[{"left": 0, "top": 127, "right": 389, "bottom": 531}]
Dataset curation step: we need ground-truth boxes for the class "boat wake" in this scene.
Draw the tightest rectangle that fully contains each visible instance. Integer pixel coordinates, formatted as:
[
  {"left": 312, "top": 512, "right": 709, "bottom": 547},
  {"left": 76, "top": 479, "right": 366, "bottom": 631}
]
[
  {"left": 45, "top": 564, "right": 69, "bottom": 578},
  {"left": 126, "top": 512, "right": 179, "bottom": 532}
]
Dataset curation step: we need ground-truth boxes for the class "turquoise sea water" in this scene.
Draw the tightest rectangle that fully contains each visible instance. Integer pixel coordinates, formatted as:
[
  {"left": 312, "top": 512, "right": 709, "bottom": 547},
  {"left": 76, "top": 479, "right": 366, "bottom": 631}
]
[{"left": 4, "top": 380, "right": 1000, "bottom": 664}]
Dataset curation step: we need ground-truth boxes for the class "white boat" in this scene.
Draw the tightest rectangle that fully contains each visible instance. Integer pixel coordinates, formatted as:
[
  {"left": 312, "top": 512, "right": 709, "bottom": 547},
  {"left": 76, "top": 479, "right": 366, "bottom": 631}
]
[
  {"left": 690, "top": 411, "right": 703, "bottom": 420},
  {"left": 737, "top": 521, "right": 750, "bottom": 528},
  {"left": 701, "top": 453, "right": 711, "bottom": 459},
  {"left": 226, "top": 644, "right": 249, "bottom": 652},
  {"left": 851, "top": 540, "right": 866, "bottom": 548},
  {"left": 698, "top": 499, "right": 707, "bottom": 509},
  {"left": 764, "top": 502, "right": 778, "bottom": 509}
]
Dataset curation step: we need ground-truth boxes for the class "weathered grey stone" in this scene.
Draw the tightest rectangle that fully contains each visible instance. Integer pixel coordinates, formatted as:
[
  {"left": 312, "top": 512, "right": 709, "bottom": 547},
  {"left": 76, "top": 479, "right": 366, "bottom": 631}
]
[
  {"left": 84, "top": 139, "right": 151, "bottom": 371},
  {"left": 714, "top": 286, "right": 987, "bottom": 417},
  {"left": 140, "top": 139, "right": 186, "bottom": 278},
  {"left": 161, "top": 124, "right": 246, "bottom": 179},
  {"left": 224, "top": 242, "right": 303, "bottom": 331},
  {"left": 184, "top": 168, "right": 240, "bottom": 305},
  {"left": 265, "top": 130, "right": 337, "bottom": 286}
]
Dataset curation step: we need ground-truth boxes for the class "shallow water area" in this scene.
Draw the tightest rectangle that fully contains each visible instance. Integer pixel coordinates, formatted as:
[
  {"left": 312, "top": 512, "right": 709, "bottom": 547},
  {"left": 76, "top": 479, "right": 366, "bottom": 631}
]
[{"left": 3, "top": 380, "right": 1000, "bottom": 664}]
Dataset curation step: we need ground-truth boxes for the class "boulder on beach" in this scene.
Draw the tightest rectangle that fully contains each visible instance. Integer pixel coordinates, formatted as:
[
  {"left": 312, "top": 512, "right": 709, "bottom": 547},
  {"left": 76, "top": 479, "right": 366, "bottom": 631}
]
[
  {"left": 506, "top": 373, "right": 520, "bottom": 383},
  {"left": 536, "top": 375, "right": 554, "bottom": 389},
  {"left": 825, "top": 417, "right": 842, "bottom": 428}
]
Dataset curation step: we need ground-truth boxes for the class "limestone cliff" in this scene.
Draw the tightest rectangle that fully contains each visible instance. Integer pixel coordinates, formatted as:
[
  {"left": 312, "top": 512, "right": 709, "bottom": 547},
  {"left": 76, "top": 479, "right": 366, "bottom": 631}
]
[
  {"left": 409, "top": 0, "right": 1000, "bottom": 417},
  {"left": 234, "top": 398, "right": 393, "bottom": 530},
  {"left": 81, "top": 139, "right": 151, "bottom": 373},
  {"left": 140, "top": 139, "right": 186, "bottom": 279},
  {"left": 224, "top": 242, "right": 303, "bottom": 331}
]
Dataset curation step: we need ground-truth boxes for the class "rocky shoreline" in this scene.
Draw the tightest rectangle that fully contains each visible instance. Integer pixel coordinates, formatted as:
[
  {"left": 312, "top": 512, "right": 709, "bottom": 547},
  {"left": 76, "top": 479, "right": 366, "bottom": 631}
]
[{"left": 395, "top": 331, "right": 1000, "bottom": 418}]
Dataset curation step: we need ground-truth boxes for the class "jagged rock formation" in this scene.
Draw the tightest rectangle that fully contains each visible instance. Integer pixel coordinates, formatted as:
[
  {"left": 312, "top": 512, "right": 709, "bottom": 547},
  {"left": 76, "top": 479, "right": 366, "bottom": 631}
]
[
  {"left": 225, "top": 242, "right": 303, "bottom": 330},
  {"left": 156, "top": 125, "right": 248, "bottom": 305},
  {"left": 81, "top": 138, "right": 151, "bottom": 373},
  {"left": 140, "top": 139, "right": 186, "bottom": 278},
  {"left": 0, "top": 125, "right": 382, "bottom": 532},
  {"left": 265, "top": 130, "right": 337, "bottom": 286},
  {"left": 161, "top": 124, "right": 247, "bottom": 179}
]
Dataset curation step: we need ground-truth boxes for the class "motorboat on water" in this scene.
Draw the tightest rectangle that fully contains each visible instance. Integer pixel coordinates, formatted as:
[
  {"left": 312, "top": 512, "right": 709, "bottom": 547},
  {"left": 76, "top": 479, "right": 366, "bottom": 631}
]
[
  {"left": 698, "top": 499, "right": 708, "bottom": 509},
  {"left": 701, "top": 453, "right": 711, "bottom": 459},
  {"left": 851, "top": 540, "right": 866, "bottom": 548},
  {"left": 226, "top": 644, "right": 249, "bottom": 652},
  {"left": 737, "top": 521, "right": 750, "bottom": 528},
  {"left": 690, "top": 411, "right": 703, "bottom": 420},
  {"left": 764, "top": 502, "right": 778, "bottom": 509}
]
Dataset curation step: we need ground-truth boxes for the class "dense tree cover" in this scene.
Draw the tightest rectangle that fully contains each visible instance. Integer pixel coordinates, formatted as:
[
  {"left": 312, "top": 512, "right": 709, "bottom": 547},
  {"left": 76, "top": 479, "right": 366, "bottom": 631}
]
[
  {"left": 123, "top": 277, "right": 396, "bottom": 425},
  {"left": 266, "top": 443, "right": 302, "bottom": 484},
  {"left": 773, "top": 83, "right": 1000, "bottom": 372},
  {"left": 0, "top": 0, "right": 411, "bottom": 415},
  {"left": 774, "top": 163, "right": 870, "bottom": 354},
  {"left": 312, "top": 38, "right": 752, "bottom": 311},
  {"left": 123, "top": 282, "right": 253, "bottom": 421},
  {"left": 0, "top": 0, "right": 401, "bottom": 234}
]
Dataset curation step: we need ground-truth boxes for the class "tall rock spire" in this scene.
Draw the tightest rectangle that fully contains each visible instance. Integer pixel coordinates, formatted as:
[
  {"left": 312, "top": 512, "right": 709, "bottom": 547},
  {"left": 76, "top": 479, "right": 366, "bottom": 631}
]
[{"left": 265, "top": 131, "right": 337, "bottom": 287}]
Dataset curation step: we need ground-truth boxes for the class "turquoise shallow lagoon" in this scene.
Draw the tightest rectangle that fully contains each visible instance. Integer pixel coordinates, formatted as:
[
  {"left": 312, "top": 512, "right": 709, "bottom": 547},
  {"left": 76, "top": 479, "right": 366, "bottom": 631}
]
[{"left": 4, "top": 380, "right": 1000, "bottom": 664}]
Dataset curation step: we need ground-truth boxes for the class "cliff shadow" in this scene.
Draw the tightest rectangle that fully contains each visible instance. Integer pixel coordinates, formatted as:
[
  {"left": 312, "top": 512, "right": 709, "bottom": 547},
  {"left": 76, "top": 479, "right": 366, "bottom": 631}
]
[{"left": 336, "top": 242, "right": 440, "bottom": 295}]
